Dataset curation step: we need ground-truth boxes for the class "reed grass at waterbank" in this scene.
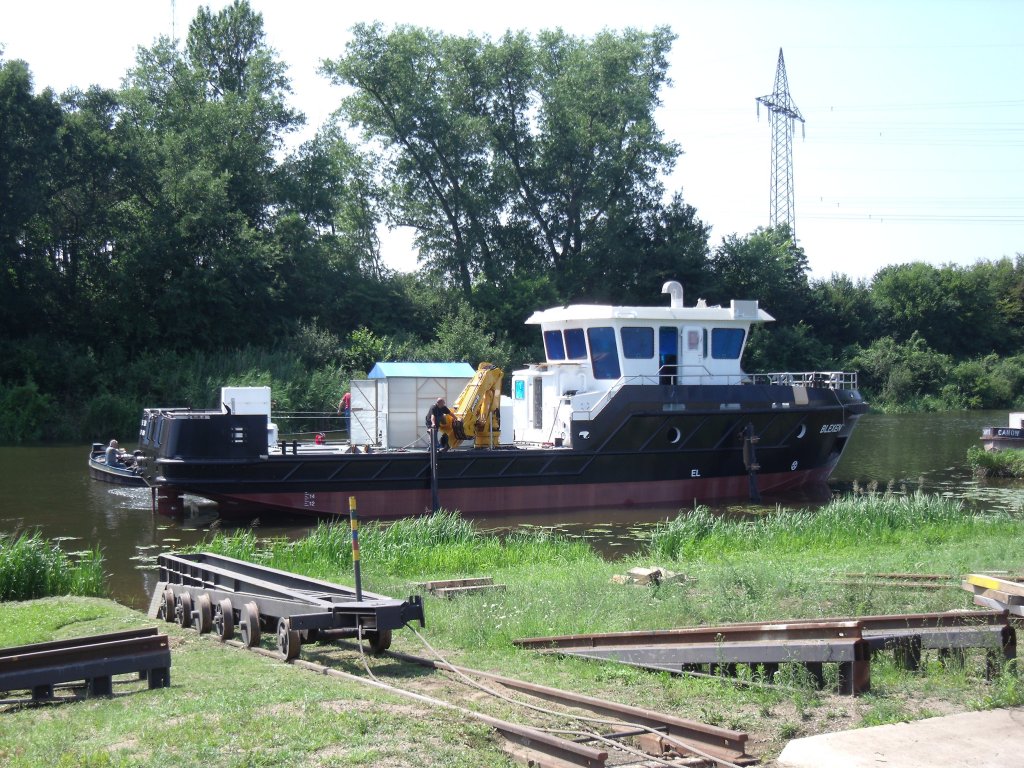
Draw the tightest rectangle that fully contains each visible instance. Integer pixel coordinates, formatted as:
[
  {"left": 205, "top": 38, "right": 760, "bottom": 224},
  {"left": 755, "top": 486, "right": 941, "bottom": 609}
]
[{"left": 0, "top": 532, "right": 106, "bottom": 602}]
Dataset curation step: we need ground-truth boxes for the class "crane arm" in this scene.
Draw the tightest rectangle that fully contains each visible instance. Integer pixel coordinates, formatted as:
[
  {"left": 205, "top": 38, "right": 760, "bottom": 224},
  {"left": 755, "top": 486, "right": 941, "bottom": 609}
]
[{"left": 439, "top": 363, "right": 504, "bottom": 449}]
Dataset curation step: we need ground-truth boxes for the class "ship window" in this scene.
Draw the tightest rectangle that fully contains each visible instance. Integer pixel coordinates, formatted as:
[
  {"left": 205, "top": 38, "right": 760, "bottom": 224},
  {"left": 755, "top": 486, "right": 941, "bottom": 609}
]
[
  {"left": 712, "top": 328, "right": 745, "bottom": 359},
  {"left": 587, "top": 327, "right": 621, "bottom": 380},
  {"left": 621, "top": 327, "right": 654, "bottom": 359},
  {"left": 544, "top": 330, "right": 566, "bottom": 361},
  {"left": 686, "top": 329, "right": 701, "bottom": 351},
  {"left": 514, "top": 379, "right": 525, "bottom": 400},
  {"left": 564, "top": 328, "right": 588, "bottom": 359}
]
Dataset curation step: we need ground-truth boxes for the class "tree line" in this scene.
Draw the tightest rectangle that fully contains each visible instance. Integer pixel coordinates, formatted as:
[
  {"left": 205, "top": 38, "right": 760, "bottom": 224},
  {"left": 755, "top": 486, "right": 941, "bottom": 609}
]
[{"left": 1, "top": 1, "right": 1022, "bottom": 443}]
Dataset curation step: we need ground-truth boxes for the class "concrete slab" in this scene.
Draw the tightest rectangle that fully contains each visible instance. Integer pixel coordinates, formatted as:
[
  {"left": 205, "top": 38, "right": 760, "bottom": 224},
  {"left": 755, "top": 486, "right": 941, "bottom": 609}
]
[{"left": 775, "top": 707, "right": 1024, "bottom": 768}]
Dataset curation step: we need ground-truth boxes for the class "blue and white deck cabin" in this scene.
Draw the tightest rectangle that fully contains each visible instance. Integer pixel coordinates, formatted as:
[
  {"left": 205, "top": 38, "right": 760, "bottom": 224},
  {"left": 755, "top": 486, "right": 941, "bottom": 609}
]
[{"left": 510, "top": 281, "right": 773, "bottom": 447}]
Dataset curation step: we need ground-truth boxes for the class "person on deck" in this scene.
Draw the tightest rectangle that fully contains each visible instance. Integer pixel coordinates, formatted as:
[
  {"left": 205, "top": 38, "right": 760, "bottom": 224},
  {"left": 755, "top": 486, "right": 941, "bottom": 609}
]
[
  {"left": 336, "top": 391, "right": 351, "bottom": 432},
  {"left": 105, "top": 439, "right": 126, "bottom": 468},
  {"left": 425, "top": 397, "right": 453, "bottom": 451}
]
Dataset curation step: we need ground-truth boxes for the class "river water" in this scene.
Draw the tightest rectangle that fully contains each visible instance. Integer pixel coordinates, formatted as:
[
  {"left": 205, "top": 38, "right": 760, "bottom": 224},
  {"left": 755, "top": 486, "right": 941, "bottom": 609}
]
[{"left": 1, "top": 411, "right": 1021, "bottom": 609}]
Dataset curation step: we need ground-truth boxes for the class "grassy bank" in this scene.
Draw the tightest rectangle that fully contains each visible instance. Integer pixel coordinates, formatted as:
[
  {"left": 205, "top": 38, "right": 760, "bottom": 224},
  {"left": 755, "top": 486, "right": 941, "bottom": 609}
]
[
  {"left": 968, "top": 446, "right": 1024, "bottom": 478},
  {"left": 2, "top": 495, "right": 1024, "bottom": 765}
]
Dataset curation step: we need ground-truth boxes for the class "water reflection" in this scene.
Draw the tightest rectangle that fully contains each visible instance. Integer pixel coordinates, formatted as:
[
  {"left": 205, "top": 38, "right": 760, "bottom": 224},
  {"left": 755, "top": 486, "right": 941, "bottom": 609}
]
[{"left": 1, "top": 412, "right": 1020, "bottom": 608}]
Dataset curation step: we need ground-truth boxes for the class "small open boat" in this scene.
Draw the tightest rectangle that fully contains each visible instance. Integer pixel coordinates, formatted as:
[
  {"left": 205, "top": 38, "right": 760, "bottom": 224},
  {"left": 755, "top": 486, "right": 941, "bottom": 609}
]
[{"left": 88, "top": 443, "right": 147, "bottom": 486}]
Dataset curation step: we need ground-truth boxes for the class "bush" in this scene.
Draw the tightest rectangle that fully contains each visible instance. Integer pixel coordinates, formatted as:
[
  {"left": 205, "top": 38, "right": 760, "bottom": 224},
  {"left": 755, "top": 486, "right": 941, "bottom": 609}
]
[
  {"left": 967, "top": 446, "right": 1024, "bottom": 478},
  {"left": 0, "top": 382, "right": 57, "bottom": 444}
]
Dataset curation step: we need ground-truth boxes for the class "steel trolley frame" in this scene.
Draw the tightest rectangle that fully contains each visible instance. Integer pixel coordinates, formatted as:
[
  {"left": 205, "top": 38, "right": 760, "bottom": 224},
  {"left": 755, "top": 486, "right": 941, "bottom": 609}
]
[{"left": 157, "top": 552, "right": 425, "bottom": 659}]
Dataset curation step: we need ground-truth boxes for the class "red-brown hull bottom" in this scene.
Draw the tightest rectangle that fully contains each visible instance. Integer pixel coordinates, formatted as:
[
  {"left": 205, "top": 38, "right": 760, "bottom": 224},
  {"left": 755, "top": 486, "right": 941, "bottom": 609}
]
[{"left": 183, "top": 465, "right": 835, "bottom": 520}]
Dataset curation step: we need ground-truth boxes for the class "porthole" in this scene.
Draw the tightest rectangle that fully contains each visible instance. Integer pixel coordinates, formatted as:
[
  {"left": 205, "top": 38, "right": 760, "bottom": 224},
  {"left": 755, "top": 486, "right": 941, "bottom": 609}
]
[
  {"left": 796, "top": 424, "right": 807, "bottom": 439},
  {"left": 667, "top": 427, "right": 682, "bottom": 444}
]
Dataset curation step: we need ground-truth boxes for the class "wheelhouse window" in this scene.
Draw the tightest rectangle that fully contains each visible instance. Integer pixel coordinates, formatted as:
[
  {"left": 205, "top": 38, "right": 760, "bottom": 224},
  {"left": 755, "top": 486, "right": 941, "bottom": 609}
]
[
  {"left": 621, "top": 327, "right": 654, "bottom": 359},
  {"left": 711, "top": 328, "right": 745, "bottom": 359},
  {"left": 564, "top": 328, "right": 588, "bottom": 360},
  {"left": 543, "top": 330, "right": 566, "bottom": 361},
  {"left": 587, "top": 327, "right": 621, "bottom": 380}
]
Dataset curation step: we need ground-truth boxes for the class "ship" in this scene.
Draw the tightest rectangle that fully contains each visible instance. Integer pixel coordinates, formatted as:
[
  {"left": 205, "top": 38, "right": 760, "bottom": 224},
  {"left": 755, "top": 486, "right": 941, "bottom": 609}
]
[{"left": 136, "top": 281, "right": 867, "bottom": 519}]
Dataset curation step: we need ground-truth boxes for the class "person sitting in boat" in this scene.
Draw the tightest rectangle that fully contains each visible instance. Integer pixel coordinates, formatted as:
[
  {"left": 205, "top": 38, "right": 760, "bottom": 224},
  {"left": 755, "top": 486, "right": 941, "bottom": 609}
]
[
  {"left": 105, "top": 439, "right": 127, "bottom": 468},
  {"left": 425, "top": 397, "right": 453, "bottom": 451}
]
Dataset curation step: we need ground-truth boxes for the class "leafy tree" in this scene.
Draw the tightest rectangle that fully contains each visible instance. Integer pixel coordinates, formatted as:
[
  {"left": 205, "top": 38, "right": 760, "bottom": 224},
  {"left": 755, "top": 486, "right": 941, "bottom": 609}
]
[
  {"left": 709, "top": 226, "right": 810, "bottom": 325},
  {"left": 113, "top": 1, "right": 304, "bottom": 350},
  {"left": 416, "top": 303, "right": 516, "bottom": 371},
  {"left": 869, "top": 261, "right": 1006, "bottom": 359},
  {"left": 0, "top": 58, "right": 63, "bottom": 339},
  {"left": 847, "top": 333, "right": 952, "bottom": 405},
  {"left": 323, "top": 24, "right": 680, "bottom": 299},
  {"left": 338, "top": 326, "right": 402, "bottom": 376},
  {"left": 807, "top": 273, "right": 878, "bottom": 356}
]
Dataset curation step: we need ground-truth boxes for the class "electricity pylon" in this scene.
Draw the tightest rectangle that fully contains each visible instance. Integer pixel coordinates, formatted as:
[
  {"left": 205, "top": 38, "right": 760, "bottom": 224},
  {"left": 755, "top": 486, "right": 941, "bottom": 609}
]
[{"left": 756, "top": 48, "right": 804, "bottom": 237}]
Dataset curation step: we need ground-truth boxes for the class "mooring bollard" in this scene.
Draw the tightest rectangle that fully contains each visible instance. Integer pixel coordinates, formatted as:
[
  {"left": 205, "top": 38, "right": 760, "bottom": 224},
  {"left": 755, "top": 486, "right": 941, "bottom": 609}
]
[{"left": 349, "top": 496, "right": 362, "bottom": 602}]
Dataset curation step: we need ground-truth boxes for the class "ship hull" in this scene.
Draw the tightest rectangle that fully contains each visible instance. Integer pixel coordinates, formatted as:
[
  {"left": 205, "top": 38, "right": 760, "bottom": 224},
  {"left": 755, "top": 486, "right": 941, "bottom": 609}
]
[{"left": 140, "top": 383, "right": 866, "bottom": 519}]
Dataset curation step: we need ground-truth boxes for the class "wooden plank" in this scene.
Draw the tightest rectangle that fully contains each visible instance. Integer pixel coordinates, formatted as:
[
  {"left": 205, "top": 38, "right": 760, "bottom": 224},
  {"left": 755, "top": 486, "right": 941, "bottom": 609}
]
[
  {"left": 965, "top": 574, "right": 1024, "bottom": 597},
  {"left": 962, "top": 581, "right": 1024, "bottom": 606}
]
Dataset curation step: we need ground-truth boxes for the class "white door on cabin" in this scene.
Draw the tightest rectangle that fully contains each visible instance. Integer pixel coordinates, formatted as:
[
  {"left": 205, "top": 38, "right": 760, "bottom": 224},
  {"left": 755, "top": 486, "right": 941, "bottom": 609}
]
[{"left": 681, "top": 326, "right": 705, "bottom": 382}]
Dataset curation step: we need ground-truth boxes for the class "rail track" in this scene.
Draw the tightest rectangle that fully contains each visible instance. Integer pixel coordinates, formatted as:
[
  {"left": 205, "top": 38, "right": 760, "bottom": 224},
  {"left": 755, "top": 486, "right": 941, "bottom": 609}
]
[{"left": 156, "top": 600, "right": 755, "bottom": 767}]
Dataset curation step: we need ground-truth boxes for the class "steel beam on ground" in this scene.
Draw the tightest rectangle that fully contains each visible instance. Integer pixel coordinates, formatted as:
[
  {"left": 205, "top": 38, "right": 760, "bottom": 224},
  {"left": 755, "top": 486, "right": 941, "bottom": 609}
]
[
  {"left": 0, "top": 628, "right": 171, "bottom": 699},
  {"left": 516, "top": 622, "right": 870, "bottom": 696}
]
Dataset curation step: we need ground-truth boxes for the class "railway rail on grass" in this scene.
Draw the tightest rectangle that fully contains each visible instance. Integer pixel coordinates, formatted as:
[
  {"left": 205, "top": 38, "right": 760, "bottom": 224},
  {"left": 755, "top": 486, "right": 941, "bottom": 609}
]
[{"left": 151, "top": 556, "right": 756, "bottom": 768}]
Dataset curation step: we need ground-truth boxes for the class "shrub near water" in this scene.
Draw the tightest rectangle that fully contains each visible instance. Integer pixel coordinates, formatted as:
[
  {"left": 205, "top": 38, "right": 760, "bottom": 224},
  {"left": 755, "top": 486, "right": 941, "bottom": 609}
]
[
  {"left": 0, "top": 532, "right": 107, "bottom": 601},
  {"left": 967, "top": 446, "right": 1024, "bottom": 478}
]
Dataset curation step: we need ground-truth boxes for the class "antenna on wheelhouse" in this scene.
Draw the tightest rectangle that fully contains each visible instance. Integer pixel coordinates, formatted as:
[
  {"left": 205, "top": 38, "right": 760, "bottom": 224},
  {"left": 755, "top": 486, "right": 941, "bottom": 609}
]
[{"left": 756, "top": 49, "right": 804, "bottom": 238}]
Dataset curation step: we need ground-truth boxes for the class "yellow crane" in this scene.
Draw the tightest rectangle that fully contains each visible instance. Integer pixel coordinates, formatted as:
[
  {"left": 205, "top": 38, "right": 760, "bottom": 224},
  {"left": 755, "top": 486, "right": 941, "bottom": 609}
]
[{"left": 438, "top": 363, "right": 503, "bottom": 449}]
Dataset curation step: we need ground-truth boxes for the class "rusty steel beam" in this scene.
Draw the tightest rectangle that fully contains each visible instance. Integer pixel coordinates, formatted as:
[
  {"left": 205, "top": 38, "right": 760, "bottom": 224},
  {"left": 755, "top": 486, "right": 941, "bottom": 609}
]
[
  {"left": 387, "top": 650, "right": 756, "bottom": 766},
  {"left": 515, "top": 620, "right": 864, "bottom": 650},
  {"left": 0, "top": 628, "right": 171, "bottom": 700},
  {"left": 516, "top": 622, "right": 871, "bottom": 696}
]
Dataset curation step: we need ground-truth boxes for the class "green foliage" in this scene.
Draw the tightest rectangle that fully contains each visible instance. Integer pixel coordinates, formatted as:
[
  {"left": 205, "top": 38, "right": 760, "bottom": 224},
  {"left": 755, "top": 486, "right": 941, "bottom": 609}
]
[
  {"left": 325, "top": 24, "right": 682, "bottom": 298},
  {"left": 744, "top": 322, "right": 833, "bottom": 373},
  {"left": 967, "top": 446, "right": 1024, "bottom": 478},
  {"left": 196, "top": 511, "right": 592, "bottom": 580},
  {"left": 339, "top": 326, "right": 402, "bottom": 376},
  {"left": 3, "top": 11, "right": 1024, "bottom": 424},
  {"left": 290, "top": 318, "right": 342, "bottom": 368},
  {"left": 416, "top": 303, "right": 516, "bottom": 370},
  {"left": 0, "top": 381, "right": 56, "bottom": 444},
  {"left": 0, "top": 532, "right": 107, "bottom": 601},
  {"left": 942, "top": 354, "right": 1024, "bottom": 410},
  {"left": 847, "top": 333, "right": 952, "bottom": 407},
  {"left": 710, "top": 226, "right": 810, "bottom": 326},
  {"left": 647, "top": 493, "right": 990, "bottom": 562}
]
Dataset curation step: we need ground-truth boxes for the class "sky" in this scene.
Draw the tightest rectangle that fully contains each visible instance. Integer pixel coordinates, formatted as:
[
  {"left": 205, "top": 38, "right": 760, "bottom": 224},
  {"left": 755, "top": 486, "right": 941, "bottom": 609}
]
[{"left": 3, "top": 0, "right": 1023, "bottom": 283}]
